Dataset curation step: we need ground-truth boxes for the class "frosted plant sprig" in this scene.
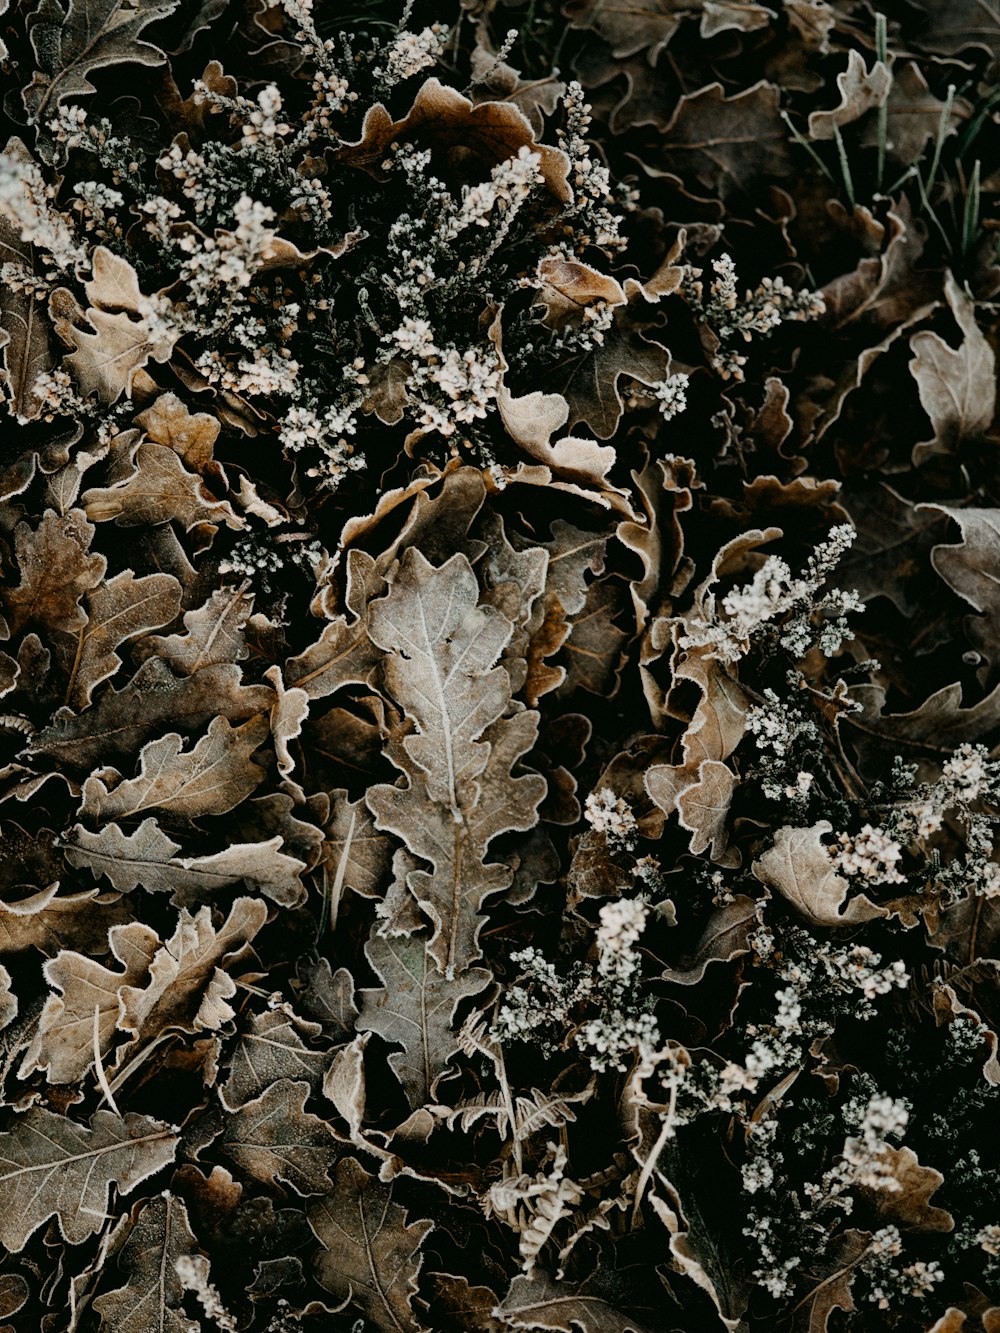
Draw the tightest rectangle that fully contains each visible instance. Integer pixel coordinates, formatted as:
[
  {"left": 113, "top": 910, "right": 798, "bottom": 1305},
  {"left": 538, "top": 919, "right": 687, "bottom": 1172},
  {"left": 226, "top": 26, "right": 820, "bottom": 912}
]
[
  {"left": 682, "top": 252, "right": 826, "bottom": 382},
  {"left": 680, "top": 525, "right": 862, "bottom": 665}
]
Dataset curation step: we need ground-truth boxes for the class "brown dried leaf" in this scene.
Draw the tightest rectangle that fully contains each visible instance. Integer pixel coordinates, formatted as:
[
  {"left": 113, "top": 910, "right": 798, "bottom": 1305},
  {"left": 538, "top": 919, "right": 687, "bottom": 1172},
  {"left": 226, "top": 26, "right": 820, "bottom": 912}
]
[
  {"left": 135, "top": 391, "right": 221, "bottom": 472},
  {"left": 117, "top": 896, "right": 268, "bottom": 1049},
  {"left": 565, "top": 0, "right": 687, "bottom": 61},
  {"left": 19, "top": 920, "right": 161, "bottom": 1083},
  {"left": 92, "top": 1192, "right": 200, "bottom": 1333},
  {"left": 336, "top": 77, "right": 570, "bottom": 203},
  {"left": 308, "top": 1156, "right": 433, "bottom": 1330},
  {"left": 646, "top": 758, "right": 737, "bottom": 862},
  {"left": 82, "top": 442, "right": 242, "bottom": 529},
  {"left": 220, "top": 1006, "right": 328, "bottom": 1110},
  {"left": 752, "top": 823, "right": 887, "bottom": 926},
  {"left": 857, "top": 1144, "right": 954, "bottom": 1233},
  {"left": 496, "top": 1270, "right": 653, "bottom": 1331},
  {"left": 0, "top": 881, "right": 130, "bottom": 956},
  {"left": 357, "top": 932, "right": 491, "bottom": 1110},
  {"left": 662, "top": 895, "right": 760, "bottom": 984},
  {"left": 23, "top": 0, "right": 179, "bottom": 129},
  {"left": 656, "top": 82, "right": 791, "bottom": 198},
  {"left": 366, "top": 550, "right": 546, "bottom": 974},
  {"left": 557, "top": 284, "right": 671, "bottom": 440},
  {"left": 0, "top": 964, "right": 17, "bottom": 1031},
  {"left": 219, "top": 1078, "right": 340, "bottom": 1194},
  {"left": 80, "top": 713, "right": 269, "bottom": 821},
  {"left": 3, "top": 508, "right": 106, "bottom": 637},
  {"left": 0, "top": 1107, "right": 177, "bottom": 1250},
  {"left": 910, "top": 273, "right": 996, "bottom": 464},
  {"left": 136, "top": 584, "right": 253, "bottom": 674},
  {"left": 807, "top": 50, "right": 891, "bottom": 140},
  {"left": 69, "top": 569, "right": 182, "bottom": 709},
  {"left": 30, "top": 657, "right": 274, "bottom": 771}
]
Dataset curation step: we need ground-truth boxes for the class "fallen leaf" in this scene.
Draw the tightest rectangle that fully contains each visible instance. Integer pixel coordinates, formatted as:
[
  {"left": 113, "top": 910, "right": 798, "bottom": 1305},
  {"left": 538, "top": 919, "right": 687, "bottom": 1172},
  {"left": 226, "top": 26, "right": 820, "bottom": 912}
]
[
  {"left": 308, "top": 1156, "right": 433, "bottom": 1330},
  {"left": 752, "top": 823, "right": 887, "bottom": 926},
  {"left": 0, "top": 1107, "right": 177, "bottom": 1250}
]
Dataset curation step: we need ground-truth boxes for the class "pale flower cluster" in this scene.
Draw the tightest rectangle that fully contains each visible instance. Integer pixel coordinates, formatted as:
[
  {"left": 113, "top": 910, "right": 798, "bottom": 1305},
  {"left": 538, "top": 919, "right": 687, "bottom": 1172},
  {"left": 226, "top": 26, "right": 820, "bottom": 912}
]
[
  {"left": 374, "top": 25, "right": 449, "bottom": 88},
  {"left": 682, "top": 253, "right": 826, "bottom": 380},
  {"left": 584, "top": 787, "right": 639, "bottom": 852},
  {"left": 831, "top": 824, "right": 905, "bottom": 886}
]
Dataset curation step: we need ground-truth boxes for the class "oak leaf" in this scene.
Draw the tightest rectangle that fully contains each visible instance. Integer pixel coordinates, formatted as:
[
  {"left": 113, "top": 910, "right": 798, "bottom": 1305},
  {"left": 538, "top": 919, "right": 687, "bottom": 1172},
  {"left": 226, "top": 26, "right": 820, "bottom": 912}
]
[
  {"left": 0, "top": 1107, "right": 177, "bottom": 1250},
  {"left": 308, "top": 1156, "right": 434, "bottom": 1330},
  {"left": 496, "top": 1270, "right": 654, "bottom": 1331},
  {"left": 80, "top": 713, "right": 269, "bottom": 821},
  {"left": 136, "top": 584, "right": 253, "bottom": 674},
  {"left": 220, "top": 1078, "right": 340, "bottom": 1194},
  {"left": 655, "top": 82, "right": 791, "bottom": 197},
  {"left": 135, "top": 391, "right": 221, "bottom": 473},
  {"left": 356, "top": 932, "right": 491, "bottom": 1110},
  {"left": 366, "top": 550, "right": 546, "bottom": 974},
  {"left": 3, "top": 508, "right": 106, "bottom": 638},
  {"left": 117, "top": 896, "right": 268, "bottom": 1050},
  {"left": 82, "top": 442, "right": 242, "bottom": 529},
  {"left": 18, "top": 919, "right": 160, "bottom": 1083},
  {"left": 29, "top": 656, "right": 274, "bottom": 771},
  {"left": 92, "top": 1192, "right": 200, "bottom": 1333},
  {"left": 221, "top": 1007, "right": 328, "bottom": 1110},
  {"left": 68, "top": 569, "right": 182, "bottom": 709},
  {"left": 0, "top": 880, "right": 130, "bottom": 956},
  {"left": 752, "top": 823, "right": 887, "bottom": 926},
  {"left": 807, "top": 49, "right": 891, "bottom": 139},
  {"left": 910, "top": 273, "right": 996, "bottom": 464},
  {"left": 23, "top": 0, "right": 179, "bottom": 129}
]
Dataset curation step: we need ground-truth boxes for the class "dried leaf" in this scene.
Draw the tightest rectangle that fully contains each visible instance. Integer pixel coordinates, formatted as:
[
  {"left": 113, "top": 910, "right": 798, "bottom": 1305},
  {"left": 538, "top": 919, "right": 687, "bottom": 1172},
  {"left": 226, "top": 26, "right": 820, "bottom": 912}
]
[
  {"left": 117, "top": 896, "right": 268, "bottom": 1049},
  {"left": 82, "top": 442, "right": 242, "bottom": 529},
  {"left": 496, "top": 1270, "right": 653, "bottom": 1331},
  {"left": 655, "top": 82, "right": 791, "bottom": 197},
  {"left": 3, "top": 508, "right": 106, "bottom": 638},
  {"left": 857, "top": 1144, "right": 953, "bottom": 1233},
  {"left": 19, "top": 920, "right": 160, "bottom": 1083},
  {"left": 134, "top": 391, "right": 221, "bottom": 472},
  {"left": 752, "top": 823, "right": 887, "bottom": 926},
  {"left": 0, "top": 1107, "right": 177, "bottom": 1250},
  {"left": 23, "top": 0, "right": 179, "bottom": 128},
  {"left": 308, "top": 1156, "right": 433, "bottom": 1330},
  {"left": 0, "top": 881, "right": 130, "bottom": 956},
  {"left": 807, "top": 50, "right": 891, "bottom": 139},
  {"left": 135, "top": 584, "right": 253, "bottom": 674},
  {"left": 219, "top": 1078, "right": 340, "bottom": 1194},
  {"left": 366, "top": 550, "right": 546, "bottom": 975},
  {"left": 68, "top": 569, "right": 182, "bottom": 709},
  {"left": 356, "top": 932, "right": 491, "bottom": 1110},
  {"left": 80, "top": 713, "right": 269, "bottom": 821},
  {"left": 29, "top": 656, "right": 274, "bottom": 771},
  {"left": 910, "top": 273, "right": 996, "bottom": 464},
  {"left": 92, "top": 1192, "right": 200, "bottom": 1333},
  {"left": 221, "top": 1006, "right": 328, "bottom": 1110}
]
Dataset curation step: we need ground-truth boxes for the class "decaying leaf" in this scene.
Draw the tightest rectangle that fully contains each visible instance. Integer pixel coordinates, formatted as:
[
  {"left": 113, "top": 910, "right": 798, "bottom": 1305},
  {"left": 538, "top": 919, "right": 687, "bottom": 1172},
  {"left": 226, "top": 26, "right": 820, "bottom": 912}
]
[
  {"left": 0, "top": 1107, "right": 177, "bottom": 1250},
  {"left": 92, "top": 1192, "right": 201, "bottom": 1333},
  {"left": 80, "top": 713, "right": 269, "bottom": 821},
  {"left": 308, "top": 1156, "right": 433, "bottom": 1330},
  {"left": 366, "top": 549, "right": 546, "bottom": 975},
  {"left": 752, "top": 823, "right": 888, "bottom": 926},
  {"left": 219, "top": 1078, "right": 340, "bottom": 1194},
  {"left": 356, "top": 932, "right": 491, "bottom": 1109}
]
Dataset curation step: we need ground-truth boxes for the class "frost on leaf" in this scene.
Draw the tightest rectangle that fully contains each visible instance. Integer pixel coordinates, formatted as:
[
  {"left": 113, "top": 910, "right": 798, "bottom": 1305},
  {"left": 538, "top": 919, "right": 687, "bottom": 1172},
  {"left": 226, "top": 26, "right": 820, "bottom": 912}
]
[
  {"left": 752, "top": 823, "right": 888, "bottom": 927},
  {"left": 219, "top": 1078, "right": 341, "bottom": 1195},
  {"left": 366, "top": 549, "right": 546, "bottom": 975},
  {"left": 92, "top": 1192, "right": 201, "bottom": 1333},
  {"left": 308, "top": 1155, "right": 434, "bottom": 1331},
  {"left": 80, "top": 713, "right": 270, "bottom": 821},
  {"left": 0, "top": 1107, "right": 177, "bottom": 1250},
  {"left": 356, "top": 931, "right": 491, "bottom": 1109}
]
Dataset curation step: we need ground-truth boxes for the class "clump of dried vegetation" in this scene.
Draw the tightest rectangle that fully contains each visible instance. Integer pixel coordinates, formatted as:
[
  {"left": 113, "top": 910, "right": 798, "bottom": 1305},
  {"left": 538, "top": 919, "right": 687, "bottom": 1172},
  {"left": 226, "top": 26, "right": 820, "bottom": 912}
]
[{"left": 0, "top": 0, "right": 999, "bottom": 1328}]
